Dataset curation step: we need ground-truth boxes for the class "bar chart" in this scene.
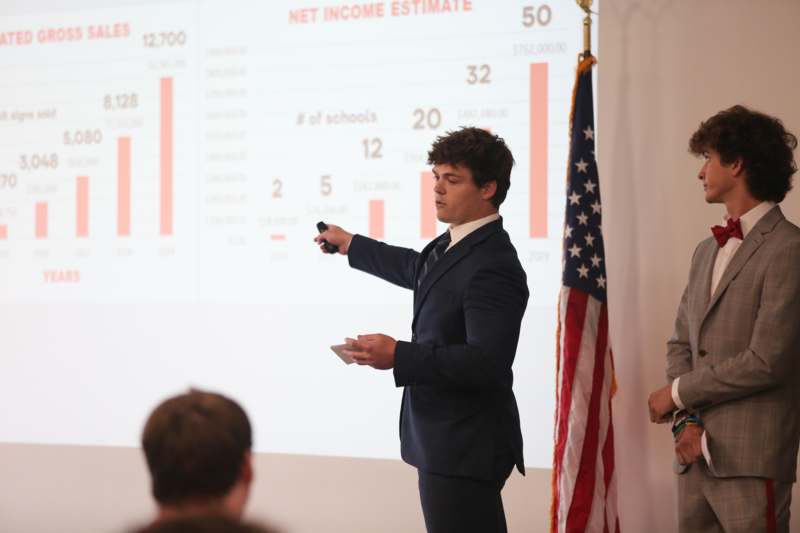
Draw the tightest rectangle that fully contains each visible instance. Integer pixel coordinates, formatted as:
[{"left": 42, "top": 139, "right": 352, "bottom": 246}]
[
  {"left": 530, "top": 63, "right": 549, "bottom": 239},
  {"left": 0, "top": 3, "right": 198, "bottom": 299},
  {"left": 17, "top": 78, "right": 176, "bottom": 244},
  {"left": 421, "top": 171, "right": 437, "bottom": 239}
]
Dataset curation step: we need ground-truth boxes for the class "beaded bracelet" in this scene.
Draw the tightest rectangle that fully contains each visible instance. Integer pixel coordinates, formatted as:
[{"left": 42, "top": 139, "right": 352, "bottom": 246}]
[{"left": 672, "top": 413, "right": 703, "bottom": 439}]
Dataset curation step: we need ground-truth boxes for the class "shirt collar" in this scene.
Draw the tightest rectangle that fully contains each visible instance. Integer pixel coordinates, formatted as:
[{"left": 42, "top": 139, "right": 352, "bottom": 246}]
[
  {"left": 726, "top": 201, "right": 776, "bottom": 239},
  {"left": 448, "top": 212, "right": 500, "bottom": 249}
]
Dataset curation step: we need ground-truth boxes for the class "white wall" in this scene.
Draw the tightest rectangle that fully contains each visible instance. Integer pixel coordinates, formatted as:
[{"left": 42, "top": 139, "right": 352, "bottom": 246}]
[
  {"left": 3, "top": 1, "right": 800, "bottom": 531},
  {"left": 600, "top": 0, "right": 800, "bottom": 530},
  {"left": 0, "top": 444, "right": 550, "bottom": 532}
]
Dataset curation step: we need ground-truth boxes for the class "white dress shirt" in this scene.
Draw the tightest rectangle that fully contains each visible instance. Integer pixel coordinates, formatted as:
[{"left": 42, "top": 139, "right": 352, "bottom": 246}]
[{"left": 446, "top": 212, "right": 500, "bottom": 251}]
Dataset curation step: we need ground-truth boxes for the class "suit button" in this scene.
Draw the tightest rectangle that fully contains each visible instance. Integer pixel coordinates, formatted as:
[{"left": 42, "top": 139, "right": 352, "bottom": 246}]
[{"left": 698, "top": 349, "right": 707, "bottom": 357}]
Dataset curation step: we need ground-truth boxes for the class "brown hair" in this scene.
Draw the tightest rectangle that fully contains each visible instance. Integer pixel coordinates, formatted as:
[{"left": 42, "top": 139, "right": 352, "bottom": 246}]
[
  {"left": 141, "top": 389, "right": 252, "bottom": 505},
  {"left": 427, "top": 127, "right": 515, "bottom": 207},
  {"left": 689, "top": 105, "right": 797, "bottom": 202}
]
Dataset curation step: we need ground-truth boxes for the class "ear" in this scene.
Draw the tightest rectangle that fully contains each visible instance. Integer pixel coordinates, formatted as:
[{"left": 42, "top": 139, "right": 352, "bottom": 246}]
[
  {"left": 480, "top": 181, "right": 497, "bottom": 201},
  {"left": 729, "top": 157, "right": 745, "bottom": 178},
  {"left": 240, "top": 451, "right": 254, "bottom": 485}
]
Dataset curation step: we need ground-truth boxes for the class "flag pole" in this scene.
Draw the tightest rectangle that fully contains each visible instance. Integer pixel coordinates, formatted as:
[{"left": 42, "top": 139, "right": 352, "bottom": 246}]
[{"left": 577, "top": 0, "right": 593, "bottom": 58}]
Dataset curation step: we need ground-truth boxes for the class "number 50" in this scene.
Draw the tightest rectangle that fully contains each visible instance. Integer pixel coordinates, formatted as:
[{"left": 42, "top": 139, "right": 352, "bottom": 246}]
[{"left": 522, "top": 5, "right": 552, "bottom": 27}]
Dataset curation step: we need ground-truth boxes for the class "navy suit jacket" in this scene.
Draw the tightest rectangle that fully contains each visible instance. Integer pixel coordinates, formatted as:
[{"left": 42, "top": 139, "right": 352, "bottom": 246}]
[{"left": 348, "top": 217, "right": 528, "bottom": 480}]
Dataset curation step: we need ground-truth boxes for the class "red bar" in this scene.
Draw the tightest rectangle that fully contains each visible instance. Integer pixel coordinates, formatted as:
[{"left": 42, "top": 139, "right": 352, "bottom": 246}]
[
  {"left": 160, "top": 77, "right": 173, "bottom": 236},
  {"left": 420, "top": 171, "right": 436, "bottom": 239},
  {"left": 118, "top": 137, "right": 131, "bottom": 236},
  {"left": 0, "top": 225, "right": 7, "bottom": 239},
  {"left": 530, "top": 63, "right": 548, "bottom": 238},
  {"left": 35, "top": 202, "right": 48, "bottom": 239},
  {"left": 76, "top": 176, "right": 89, "bottom": 238},
  {"left": 369, "top": 199, "right": 385, "bottom": 239}
]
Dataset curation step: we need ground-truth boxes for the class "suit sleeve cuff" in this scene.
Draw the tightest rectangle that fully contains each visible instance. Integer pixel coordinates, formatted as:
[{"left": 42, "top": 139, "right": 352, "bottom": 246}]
[
  {"left": 393, "top": 340, "right": 416, "bottom": 387},
  {"left": 701, "top": 431, "right": 713, "bottom": 468},
  {"left": 346, "top": 234, "right": 365, "bottom": 267},
  {"left": 675, "top": 368, "right": 712, "bottom": 410},
  {"left": 672, "top": 378, "right": 685, "bottom": 411}
]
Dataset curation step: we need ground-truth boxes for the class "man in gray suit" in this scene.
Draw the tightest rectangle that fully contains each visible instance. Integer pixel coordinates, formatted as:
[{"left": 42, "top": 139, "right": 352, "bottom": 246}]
[{"left": 647, "top": 105, "right": 799, "bottom": 532}]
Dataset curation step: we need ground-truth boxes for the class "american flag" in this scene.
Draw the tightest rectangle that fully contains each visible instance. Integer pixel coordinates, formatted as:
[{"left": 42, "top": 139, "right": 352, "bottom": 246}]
[{"left": 550, "top": 55, "right": 619, "bottom": 533}]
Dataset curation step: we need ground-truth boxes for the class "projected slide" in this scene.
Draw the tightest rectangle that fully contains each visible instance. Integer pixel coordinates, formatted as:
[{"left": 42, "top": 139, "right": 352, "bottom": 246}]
[{"left": 0, "top": 1, "right": 596, "bottom": 468}]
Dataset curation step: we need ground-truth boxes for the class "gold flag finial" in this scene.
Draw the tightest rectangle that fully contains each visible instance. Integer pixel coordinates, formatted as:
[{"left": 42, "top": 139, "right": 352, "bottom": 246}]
[{"left": 576, "top": 0, "right": 593, "bottom": 57}]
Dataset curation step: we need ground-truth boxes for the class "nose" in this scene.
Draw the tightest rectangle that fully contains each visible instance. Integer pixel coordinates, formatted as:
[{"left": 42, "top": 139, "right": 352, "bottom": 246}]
[
  {"left": 697, "top": 163, "right": 706, "bottom": 181},
  {"left": 433, "top": 177, "right": 445, "bottom": 195}
]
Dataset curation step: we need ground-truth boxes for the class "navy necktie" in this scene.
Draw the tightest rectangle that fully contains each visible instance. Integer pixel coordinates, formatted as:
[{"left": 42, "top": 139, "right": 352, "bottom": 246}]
[{"left": 418, "top": 231, "right": 451, "bottom": 287}]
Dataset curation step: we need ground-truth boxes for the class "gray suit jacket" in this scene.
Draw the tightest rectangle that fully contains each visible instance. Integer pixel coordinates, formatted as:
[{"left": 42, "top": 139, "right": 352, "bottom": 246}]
[{"left": 667, "top": 206, "right": 800, "bottom": 482}]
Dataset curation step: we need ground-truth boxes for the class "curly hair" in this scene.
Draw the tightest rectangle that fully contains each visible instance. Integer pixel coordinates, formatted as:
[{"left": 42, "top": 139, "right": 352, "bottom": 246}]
[
  {"left": 689, "top": 105, "right": 797, "bottom": 202},
  {"left": 427, "top": 127, "right": 515, "bottom": 207}
]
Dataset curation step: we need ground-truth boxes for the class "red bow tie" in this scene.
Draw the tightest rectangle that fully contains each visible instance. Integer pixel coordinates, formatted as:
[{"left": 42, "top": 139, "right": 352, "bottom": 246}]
[{"left": 711, "top": 218, "right": 743, "bottom": 247}]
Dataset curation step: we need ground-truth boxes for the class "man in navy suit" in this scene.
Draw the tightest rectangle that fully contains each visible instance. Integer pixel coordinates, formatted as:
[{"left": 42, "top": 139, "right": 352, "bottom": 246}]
[{"left": 316, "top": 127, "right": 528, "bottom": 533}]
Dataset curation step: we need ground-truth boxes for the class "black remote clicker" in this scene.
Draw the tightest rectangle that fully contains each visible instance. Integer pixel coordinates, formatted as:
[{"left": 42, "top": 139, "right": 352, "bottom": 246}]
[{"left": 316, "top": 221, "right": 339, "bottom": 254}]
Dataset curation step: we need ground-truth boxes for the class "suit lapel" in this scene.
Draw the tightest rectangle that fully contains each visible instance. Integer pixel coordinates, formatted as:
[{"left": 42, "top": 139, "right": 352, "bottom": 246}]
[
  {"left": 412, "top": 218, "right": 502, "bottom": 325},
  {"left": 701, "top": 206, "right": 784, "bottom": 325},
  {"left": 696, "top": 240, "right": 717, "bottom": 320}
]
